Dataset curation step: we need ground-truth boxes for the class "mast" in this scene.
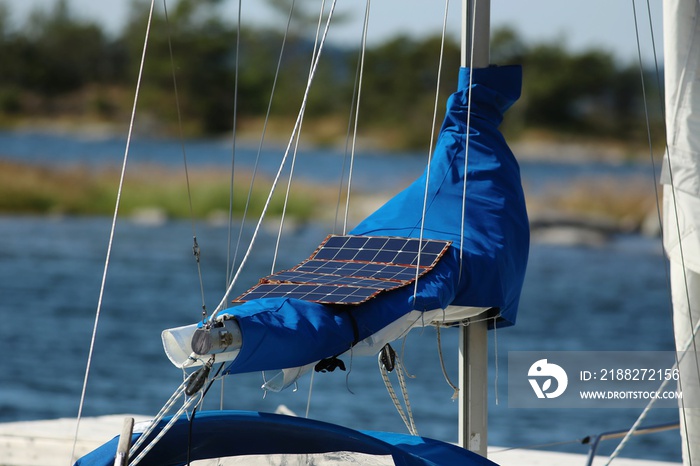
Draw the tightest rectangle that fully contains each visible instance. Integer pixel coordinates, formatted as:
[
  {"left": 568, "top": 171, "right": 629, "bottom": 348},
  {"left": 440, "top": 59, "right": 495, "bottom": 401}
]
[
  {"left": 458, "top": 0, "right": 490, "bottom": 457},
  {"left": 461, "top": 0, "right": 490, "bottom": 68}
]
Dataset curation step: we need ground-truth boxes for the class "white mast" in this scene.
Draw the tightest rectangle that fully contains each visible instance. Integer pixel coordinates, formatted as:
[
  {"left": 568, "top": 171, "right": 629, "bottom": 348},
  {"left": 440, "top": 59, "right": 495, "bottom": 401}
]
[{"left": 458, "top": 0, "right": 490, "bottom": 457}]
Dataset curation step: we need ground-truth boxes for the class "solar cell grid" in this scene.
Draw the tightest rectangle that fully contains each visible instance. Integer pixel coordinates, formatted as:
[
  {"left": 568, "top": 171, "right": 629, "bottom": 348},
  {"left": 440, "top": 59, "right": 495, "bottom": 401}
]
[
  {"left": 240, "top": 283, "right": 381, "bottom": 304},
  {"left": 263, "top": 271, "right": 390, "bottom": 289},
  {"left": 233, "top": 235, "right": 451, "bottom": 305},
  {"left": 294, "top": 260, "right": 415, "bottom": 281}
]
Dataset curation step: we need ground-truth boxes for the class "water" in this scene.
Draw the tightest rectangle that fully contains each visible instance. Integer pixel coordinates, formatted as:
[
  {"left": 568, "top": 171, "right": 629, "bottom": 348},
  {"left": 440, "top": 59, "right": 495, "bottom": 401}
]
[
  {"left": 0, "top": 129, "right": 653, "bottom": 193},
  {"left": 0, "top": 131, "right": 681, "bottom": 462}
]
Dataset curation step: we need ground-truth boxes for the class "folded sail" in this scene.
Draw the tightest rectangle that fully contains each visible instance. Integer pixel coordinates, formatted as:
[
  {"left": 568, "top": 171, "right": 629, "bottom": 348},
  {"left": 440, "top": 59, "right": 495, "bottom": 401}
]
[
  {"left": 662, "top": 1, "right": 700, "bottom": 464},
  {"left": 350, "top": 65, "right": 528, "bottom": 324},
  {"left": 162, "top": 65, "right": 529, "bottom": 383}
]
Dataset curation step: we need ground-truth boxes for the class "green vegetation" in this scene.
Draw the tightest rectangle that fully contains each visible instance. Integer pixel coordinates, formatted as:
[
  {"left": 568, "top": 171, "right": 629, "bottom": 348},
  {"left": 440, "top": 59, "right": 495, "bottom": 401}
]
[
  {"left": 0, "top": 160, "right": 329, "bottom": 220},
  {"left": 0, "top": 0, "right": 664, "bottom": 150},
  {"left": 0, "top": 160, "right": 659, "bottom": 231},
  {"left": 0, "top": 0, "right": 665, "bottom": 223}
]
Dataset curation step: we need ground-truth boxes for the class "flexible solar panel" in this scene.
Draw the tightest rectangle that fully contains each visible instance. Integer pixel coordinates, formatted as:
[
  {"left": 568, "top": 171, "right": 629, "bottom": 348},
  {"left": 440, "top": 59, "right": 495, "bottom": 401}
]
[{"left": 233, "top": 235, "right": 451, "bottom": 305}]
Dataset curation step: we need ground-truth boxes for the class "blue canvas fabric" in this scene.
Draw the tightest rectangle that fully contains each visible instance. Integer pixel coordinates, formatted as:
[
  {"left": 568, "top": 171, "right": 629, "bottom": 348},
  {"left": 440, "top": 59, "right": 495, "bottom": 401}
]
[
  {"left": 216, "top": 65, "right": 528, "bottom": 375},
  {"left": 74, "top": 410, "right": 498, "bottom": 466},
  {"left": 350, "top": 65, "right": 529, "bottom": 323},
  {"left": 76, "top": 65, "right": 527, "bottom": 466}
]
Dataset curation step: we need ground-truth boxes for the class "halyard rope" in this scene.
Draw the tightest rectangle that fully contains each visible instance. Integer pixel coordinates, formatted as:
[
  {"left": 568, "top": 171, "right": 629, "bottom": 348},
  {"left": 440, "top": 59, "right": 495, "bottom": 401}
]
[
  {"left": 341, "top": 0, "right": 371, "bottom": 235},
  {"left": 162, "top": 0, "right": 208, "bottom": 322},
  {"left": 68, "top": 1, "right": 156, "bottom": 464},
  {"left": 213, "top": 0, "right": 339, "bottom": 317},
  {"left": 228, "top": 0, "right": 297, "bottom": 285},
  {"left": 379, "top": 346, "right": 418, "bottom": 436},
  {"left": 458, "top": 0, "right": 478, "bottom": 282},
  {"left": 414, "top": 0, "right": 451, "bottom": 298}
]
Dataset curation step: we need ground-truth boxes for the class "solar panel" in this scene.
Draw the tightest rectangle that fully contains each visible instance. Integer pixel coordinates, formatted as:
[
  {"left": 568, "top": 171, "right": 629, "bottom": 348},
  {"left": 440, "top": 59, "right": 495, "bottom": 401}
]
[
  {"left": 234, "top": 235, "right": 451, "bottom": 305},
  {"left": 237, "top": 283, "right": 382, "bottom": 305},
  {"left": 294, "top": 260, "right": 418, "bottom": 282}
]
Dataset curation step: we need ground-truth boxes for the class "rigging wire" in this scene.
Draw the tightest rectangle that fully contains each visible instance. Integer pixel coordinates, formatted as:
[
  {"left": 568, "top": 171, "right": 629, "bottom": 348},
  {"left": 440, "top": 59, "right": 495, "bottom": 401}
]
[
  {"left": 214, "top": 0, "right": 339, "bottom": 316},
  {"left": 645, "top": 0, "right": 698, "bottom": 462},
  {"left": 162, "top": 0, "right": 208, "bottom": 323},
  {"left": 606, "top": 1, "right": 696, "bottom": 463},
  {"left": 128, "top": 361, "right": 224, "bottom": 466},
  {"left": 220, "top": 0, "right": 243, "bottom": 412},
  {"left": 341, "top": 0, "right": 370, "bottom": 234},
  {"left": 458, "top": 0, "right": 479, "bottom": 281},
  {"left": 129, "top": 393, "right": 201, "bottom": 466},
  {"left": 301, "top": 0, "right": 330, "bottom": 420},
  {"left": 68, "top": 1, "right": 156, "bottom": 464},
  {"left": 333, "top": 0, "right": 369, "bottom": 235},
  {"left": 413, "top": 0, "right": 450, "bottom": 299},
  {"left": 271, "top": 0, "right": 328, "bottom": 273},
  {"left": 226, "top": 0, "right": 242, "bottom": 295},
  {"left": 489, "top": 437, "right": 590, "bottom": 454},
  {"left": 227, "top": 0, "right": 297, "bottom": 285}
]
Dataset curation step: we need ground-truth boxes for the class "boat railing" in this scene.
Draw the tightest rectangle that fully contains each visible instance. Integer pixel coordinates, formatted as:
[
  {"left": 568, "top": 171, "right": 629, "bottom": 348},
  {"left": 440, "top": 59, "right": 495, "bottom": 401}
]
[{"left": 584, "top": 421, "right": 680, "bottom": 466}]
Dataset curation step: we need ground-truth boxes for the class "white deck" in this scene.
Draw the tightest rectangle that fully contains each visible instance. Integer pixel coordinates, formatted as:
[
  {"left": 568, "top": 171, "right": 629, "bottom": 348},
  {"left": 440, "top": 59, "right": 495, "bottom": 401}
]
[{"left": 0, "top": 415, "right": 681, "bottom": 466}]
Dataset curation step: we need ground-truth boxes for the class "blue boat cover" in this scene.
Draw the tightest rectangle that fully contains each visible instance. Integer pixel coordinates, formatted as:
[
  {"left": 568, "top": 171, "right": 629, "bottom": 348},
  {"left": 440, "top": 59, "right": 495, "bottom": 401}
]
[
  {"left": 74, "top": 410, "right": 498, "bottom": 466},
  {"left": 214, "top": 65, "right": 528, "bottom": 376}
]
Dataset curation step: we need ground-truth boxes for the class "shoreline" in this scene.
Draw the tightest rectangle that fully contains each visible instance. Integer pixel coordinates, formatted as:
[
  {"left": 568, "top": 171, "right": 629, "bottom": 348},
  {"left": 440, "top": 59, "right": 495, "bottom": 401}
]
[
  {"left": 2, "top": 120, "right": 660, "bottom": 164},
  {"left": 0, "top": 127, "right": 663, "bottom": 244}
]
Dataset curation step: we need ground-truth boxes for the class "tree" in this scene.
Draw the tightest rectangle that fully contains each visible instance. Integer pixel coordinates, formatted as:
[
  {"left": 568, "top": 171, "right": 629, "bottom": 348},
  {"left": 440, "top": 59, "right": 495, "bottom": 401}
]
[{"left": 22, "top": 0, "right": 111, "bottom": 94}]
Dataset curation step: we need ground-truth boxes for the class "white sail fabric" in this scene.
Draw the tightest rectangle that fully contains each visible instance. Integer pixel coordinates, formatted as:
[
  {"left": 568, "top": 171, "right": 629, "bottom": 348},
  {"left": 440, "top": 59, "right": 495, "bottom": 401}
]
[{"left": 662, "top": 0, "right": 700, "bottom": 463}]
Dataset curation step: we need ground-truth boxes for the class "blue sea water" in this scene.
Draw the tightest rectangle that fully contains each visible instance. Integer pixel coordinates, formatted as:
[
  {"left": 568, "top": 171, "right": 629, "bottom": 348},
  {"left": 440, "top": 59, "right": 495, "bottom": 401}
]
[{"left": 0, "top": 131, "right": 682, "bottom": 463}]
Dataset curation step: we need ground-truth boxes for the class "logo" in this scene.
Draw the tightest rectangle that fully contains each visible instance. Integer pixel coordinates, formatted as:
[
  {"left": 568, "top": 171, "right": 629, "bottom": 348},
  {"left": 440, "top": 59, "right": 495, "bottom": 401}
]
[{"left": 528, "top": 359, "right": 568, "bottom": 399}]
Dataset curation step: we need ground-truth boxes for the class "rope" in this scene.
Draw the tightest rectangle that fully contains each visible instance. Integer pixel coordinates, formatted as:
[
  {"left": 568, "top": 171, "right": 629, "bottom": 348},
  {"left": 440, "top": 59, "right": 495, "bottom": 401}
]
[
  {"left": 68, "top": 2, "right": 156, "bottom": 464},
  {"left": 413, "top": 0, "right": 451, "bottom": 298},
  {"left": 299, "top": 1, "right": 329, "bottom": 409},
  {"left": 341, "top": 0, "right": 371, "bottom": 234},
  {"left": 492, "top": 316, "right": 499, "bottom": 405},
  {"left": 213, "top": 0, "right": 339, "bottom": 316},
  {"left": 332, "top": 0, "right": 370, "bottom": 235},
  {"left": 436, "top": 323, "right": 460, "bottom": 399},
  {"left": 272, "top": 0, "right": 326, "bottom": 273},
  {"left": 225, "top": 0, "right": 242, "bottom": 293},
  {"left": 227, "top": 0, "right": 297, "bottom": 286},
  {"left": 489, "top": 437, "right": 589, "bottom": 454},
  {"left": 458, "top": 0, "right": 478, "bottom": 282},
  {"left": 379, "top": 345, "right": 418, "bottom": 436},
  {"left": 605, "top": 316, "right": 700, "bottom": 465},
  {"left": 162, "top": 0, "right": 208, "bottom": 322}
]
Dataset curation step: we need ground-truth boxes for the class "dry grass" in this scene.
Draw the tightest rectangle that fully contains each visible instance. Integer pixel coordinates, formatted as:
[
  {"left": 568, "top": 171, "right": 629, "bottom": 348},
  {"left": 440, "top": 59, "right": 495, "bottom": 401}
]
[
  {"left": 0, "top": 160, "right": 660, "bottom": 234},
  {"left": 526, "top": 176, "right": 659, "bottom": 232},
  {"left": 0, "top": 161, "right": 335, "bottom": 220}
]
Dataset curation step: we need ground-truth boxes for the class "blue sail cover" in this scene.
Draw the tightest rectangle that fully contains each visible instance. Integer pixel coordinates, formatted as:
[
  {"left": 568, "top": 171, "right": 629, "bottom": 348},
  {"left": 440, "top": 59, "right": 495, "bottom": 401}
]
[
  {"left": 214, "top": 65, "right": 528, "bottom": 376},
  {"left": 75, "top": 410, "right": 498, "bottom": 466},
  {"left": 77, "top": 66, "right": 527, "bottom": 466}
]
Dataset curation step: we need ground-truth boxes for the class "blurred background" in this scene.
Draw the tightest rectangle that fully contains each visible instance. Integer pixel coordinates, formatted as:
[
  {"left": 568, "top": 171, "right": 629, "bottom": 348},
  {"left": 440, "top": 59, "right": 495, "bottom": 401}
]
[{"left": 0, "top": 0, "right": 680, "bottom": 463}]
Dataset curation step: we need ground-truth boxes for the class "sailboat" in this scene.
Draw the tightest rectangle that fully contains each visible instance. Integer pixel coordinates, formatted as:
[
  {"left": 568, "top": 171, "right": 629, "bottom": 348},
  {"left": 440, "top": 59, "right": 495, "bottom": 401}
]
[
  {"left": 73, "top": 0, "right": 527, "bottom": 464},
  {"left": 72, "top": 0, "right": 698, "bottom": 465}
]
